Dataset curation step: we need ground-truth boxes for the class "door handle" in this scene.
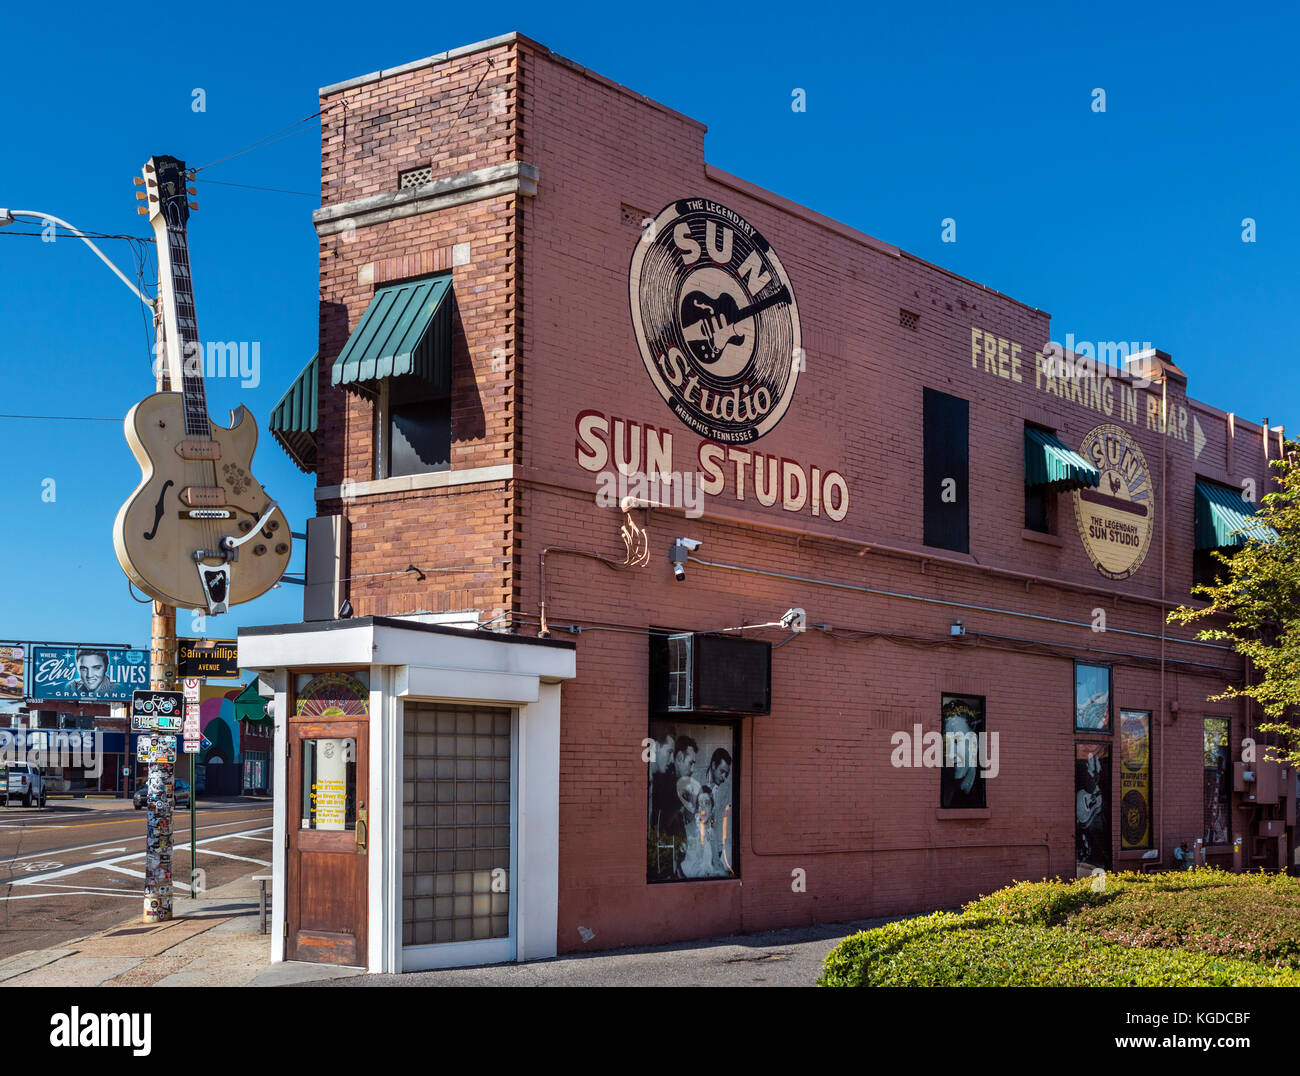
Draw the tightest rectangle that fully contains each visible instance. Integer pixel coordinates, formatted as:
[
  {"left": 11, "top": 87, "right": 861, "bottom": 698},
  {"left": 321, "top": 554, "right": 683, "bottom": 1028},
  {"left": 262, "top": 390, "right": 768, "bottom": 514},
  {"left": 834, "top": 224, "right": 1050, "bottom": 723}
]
[{"left": 356, "top": 806, "right": 368, "bottom": 852}]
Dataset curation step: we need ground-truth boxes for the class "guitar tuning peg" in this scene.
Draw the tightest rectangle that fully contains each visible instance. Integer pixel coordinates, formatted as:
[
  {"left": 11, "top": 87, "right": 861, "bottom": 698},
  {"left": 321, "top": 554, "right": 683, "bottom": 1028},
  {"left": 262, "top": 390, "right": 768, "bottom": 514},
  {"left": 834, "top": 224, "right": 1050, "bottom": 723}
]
[
  {"left": 188, "top": 202, "right": 199, "bottom": 210},
  {"left": 137, "top": 207, "right": 150, "bottom": 215},
  {"left": 134, "top": 177, "right": 145, "bottom": 186},
  {"left": 136, "top": 191, "right": 147, "bottom": 200},
  {"left": 187, "top": 186, "right": 197, "bottom": 195}
]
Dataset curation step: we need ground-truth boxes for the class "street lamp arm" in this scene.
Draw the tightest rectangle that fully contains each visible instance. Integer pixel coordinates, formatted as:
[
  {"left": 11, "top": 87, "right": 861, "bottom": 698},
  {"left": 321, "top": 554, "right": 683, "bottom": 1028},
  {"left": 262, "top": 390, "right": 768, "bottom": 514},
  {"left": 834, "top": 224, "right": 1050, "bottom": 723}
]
[{"left": 7, "top": 209, "right": 153, "bottom": 308}]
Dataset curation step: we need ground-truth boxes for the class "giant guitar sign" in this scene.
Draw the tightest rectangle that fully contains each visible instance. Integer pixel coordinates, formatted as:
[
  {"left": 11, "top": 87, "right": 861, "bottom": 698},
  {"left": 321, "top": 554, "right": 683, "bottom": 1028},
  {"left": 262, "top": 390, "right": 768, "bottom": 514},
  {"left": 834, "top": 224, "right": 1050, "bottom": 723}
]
[{"left": 113, "top": 156, "right": 289, "bottom": 613}]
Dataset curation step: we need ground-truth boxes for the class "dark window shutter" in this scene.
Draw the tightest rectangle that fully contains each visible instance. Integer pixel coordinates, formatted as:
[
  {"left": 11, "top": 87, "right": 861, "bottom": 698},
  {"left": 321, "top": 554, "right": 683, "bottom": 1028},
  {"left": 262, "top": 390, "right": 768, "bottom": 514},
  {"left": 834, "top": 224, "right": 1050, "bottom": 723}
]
[{"left": 923, "top": 388, "right": 970, "bottom": 552}]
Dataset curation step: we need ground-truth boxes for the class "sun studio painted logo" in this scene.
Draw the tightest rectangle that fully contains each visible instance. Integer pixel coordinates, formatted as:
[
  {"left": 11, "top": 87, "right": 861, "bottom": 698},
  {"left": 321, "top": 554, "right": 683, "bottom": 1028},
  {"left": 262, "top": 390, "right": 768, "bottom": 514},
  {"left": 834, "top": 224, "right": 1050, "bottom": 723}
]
[
  {"left": 1074, "top": 424, "right": 1155, "bottom": 580},
  {"left": 629, "top": 199, "right": 801, "bottom": 444}
]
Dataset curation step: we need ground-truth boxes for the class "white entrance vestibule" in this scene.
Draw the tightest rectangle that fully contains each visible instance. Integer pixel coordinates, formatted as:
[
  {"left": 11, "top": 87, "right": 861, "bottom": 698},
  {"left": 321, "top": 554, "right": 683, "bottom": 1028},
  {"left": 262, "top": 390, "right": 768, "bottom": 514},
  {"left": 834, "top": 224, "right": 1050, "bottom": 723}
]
[{"left": 238, "top": 616, "right": 576, "bottom": 974}]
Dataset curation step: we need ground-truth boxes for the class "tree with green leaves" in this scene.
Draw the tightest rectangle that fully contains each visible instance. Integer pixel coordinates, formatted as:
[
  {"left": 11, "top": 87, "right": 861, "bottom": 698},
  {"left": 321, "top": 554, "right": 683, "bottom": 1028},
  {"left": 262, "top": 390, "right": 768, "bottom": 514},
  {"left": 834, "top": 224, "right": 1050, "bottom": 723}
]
[{"left": 1169, "top": 442, "right": 1300, "bottom": 764}]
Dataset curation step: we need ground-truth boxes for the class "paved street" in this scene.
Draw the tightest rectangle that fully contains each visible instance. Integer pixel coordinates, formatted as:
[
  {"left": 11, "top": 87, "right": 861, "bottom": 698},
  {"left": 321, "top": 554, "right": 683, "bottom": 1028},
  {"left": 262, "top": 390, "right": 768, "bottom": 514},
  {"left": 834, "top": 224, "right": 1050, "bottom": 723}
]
[{"left": 0, "top": 797, "right": 273, "bottom": 959}]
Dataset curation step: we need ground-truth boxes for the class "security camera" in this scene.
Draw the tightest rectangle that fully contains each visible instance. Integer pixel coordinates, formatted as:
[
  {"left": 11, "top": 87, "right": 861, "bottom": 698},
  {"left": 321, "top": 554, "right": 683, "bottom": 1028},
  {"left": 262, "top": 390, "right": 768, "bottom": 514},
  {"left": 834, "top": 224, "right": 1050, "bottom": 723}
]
[
  {"left": 780, "top": 608, "right": 806, "bottom": 633},
  {"left": 669, "top": 538, "right": 700, "bottom": 581}
]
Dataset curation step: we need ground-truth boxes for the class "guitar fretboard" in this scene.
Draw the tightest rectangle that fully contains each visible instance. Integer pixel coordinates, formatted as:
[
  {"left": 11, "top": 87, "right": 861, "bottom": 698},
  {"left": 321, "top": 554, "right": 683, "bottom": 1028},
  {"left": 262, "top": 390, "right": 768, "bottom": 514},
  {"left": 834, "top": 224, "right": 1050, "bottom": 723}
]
[{"left": 165, "top": 223, "right": 211, "bottom": 438}]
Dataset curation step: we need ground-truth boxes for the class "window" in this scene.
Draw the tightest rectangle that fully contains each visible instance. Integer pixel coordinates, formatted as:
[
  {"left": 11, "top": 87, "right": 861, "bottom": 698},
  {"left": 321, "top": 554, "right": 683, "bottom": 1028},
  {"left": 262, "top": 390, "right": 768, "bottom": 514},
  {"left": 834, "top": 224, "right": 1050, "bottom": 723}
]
[
  {"left": 300, "top": 738, "right": 356, "bottom": 831},
  {"left": 1119, "top": 710, "right": 1152, "bottom": 850},
  {"left": 923, "top": 387, "right": 969, "bottom": 552},
  {"left": 647, "top": 719, "right": 737, "bottom": 882},
  {"left": 402, "top": 704, "right": 512, "bottom": 946},
  {"left": 1074, "top": 662, "right": 1112, "bottom": 733},
  {"left": 1193, "top": 548, "right": 1227, "bottom": 588},
  {"left": 1024, "top": 423, "right": 1056, "bottom": 533},
  {"left": 1076, "top": 742, "right": 1111, "bottom": 874},
  {"left": 940, "top": 694, "right": 987, "bottom": 809},
  {"left": 375, "top": 374, "right": 451, "bottom": 479},
  {"left": 1203, "top": 717, "right": 1231, "bottom": 846}
]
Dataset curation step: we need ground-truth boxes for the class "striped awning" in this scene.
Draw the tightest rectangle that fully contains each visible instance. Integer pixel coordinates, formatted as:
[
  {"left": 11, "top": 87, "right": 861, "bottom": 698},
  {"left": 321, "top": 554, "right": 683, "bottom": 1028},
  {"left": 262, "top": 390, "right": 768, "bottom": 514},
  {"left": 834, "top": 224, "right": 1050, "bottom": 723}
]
[
  {"left": 331, "top": 275, "right": 453, "bottom": 392},
  {"left": 269, "top": 354, "right": 319, "bottom": 473},
  {"left": 1195, "top": 480, "right": 1278, "bottom": 549},
  {"left": 1025, "top": 427, "right": 1101, "bottom": 492}
]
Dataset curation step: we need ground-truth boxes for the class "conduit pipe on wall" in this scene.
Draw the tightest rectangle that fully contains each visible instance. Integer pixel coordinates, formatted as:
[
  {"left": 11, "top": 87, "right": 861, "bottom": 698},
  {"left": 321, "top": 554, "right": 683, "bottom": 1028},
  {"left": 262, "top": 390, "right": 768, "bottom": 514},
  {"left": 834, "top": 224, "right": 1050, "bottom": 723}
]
[
  {"left": 619, "top": 496, "right": 1191, "bottom": 612},
  {"left": 684, "top": 553, "right": 1232, "bottom": 654},
  {"left": 537, "top": 546, "right": 633, "bottom": 638}
]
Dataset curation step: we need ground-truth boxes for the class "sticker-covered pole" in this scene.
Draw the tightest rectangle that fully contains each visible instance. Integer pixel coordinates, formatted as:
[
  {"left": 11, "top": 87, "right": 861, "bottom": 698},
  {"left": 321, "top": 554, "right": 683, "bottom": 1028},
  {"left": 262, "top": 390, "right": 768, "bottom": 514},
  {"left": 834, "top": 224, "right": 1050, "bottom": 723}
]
[{"left": 143, "top": 293, "right": 176, "bottom": 925}]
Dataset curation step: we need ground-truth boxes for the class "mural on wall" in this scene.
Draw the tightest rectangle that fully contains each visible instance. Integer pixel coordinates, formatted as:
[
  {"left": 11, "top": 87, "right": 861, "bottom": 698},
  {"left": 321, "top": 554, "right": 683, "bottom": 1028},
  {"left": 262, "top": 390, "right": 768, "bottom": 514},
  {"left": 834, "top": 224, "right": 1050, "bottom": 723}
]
[
  {"left": 629, "top": 198, "right": 802, "bottom": 445},
  {"left": 199, "top": 684, "right": 242, "bottom": 765},
  {"left": 1073, "top": 424, "right": 1155, "bottom": 580}
]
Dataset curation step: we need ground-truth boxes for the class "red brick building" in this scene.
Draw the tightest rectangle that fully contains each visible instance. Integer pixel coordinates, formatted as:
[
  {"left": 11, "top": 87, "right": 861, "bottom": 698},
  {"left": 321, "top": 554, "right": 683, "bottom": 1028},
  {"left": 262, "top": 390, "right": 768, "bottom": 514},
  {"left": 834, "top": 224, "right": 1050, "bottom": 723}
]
[{"left": 246, "top": 32, "right": 1290, "bottom": 972}]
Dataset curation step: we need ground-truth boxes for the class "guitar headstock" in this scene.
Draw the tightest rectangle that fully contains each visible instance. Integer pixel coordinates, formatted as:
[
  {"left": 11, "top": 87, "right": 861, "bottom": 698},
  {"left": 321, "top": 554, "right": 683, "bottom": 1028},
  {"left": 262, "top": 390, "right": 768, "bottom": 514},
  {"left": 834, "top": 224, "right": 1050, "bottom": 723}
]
[{"left": 135, "top": 155, "right": 196, "bottom": 227}]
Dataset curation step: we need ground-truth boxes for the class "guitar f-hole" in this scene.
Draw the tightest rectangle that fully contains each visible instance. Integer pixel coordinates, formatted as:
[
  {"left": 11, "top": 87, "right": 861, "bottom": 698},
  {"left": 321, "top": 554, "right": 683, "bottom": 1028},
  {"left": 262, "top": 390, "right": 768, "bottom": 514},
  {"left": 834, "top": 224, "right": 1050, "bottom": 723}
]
[{"left": 143, "top": 480, "right": 175, "bottom": 540}]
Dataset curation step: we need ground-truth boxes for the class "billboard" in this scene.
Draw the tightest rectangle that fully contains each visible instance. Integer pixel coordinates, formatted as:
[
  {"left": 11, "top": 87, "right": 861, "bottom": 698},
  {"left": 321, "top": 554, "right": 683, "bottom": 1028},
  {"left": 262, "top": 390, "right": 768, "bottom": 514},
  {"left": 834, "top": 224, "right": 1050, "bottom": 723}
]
[
  {"left": 29, "top": 646, "right": 150, "bottom": 702},
  {"left": 0, "top": 645, "right": 23, "bottom": 700}
]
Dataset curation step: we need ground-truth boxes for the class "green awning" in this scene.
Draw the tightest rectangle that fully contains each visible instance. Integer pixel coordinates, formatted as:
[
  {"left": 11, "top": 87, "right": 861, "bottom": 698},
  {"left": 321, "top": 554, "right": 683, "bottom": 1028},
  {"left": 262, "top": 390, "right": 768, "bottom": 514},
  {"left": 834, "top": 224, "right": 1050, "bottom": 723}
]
[
  {"left": 1025, "top": 427, "right": 1101, "bottom": 491},
  {"left": 269, "top": 353, "right": 318, "bottom": 473},
  {"left": 1195, "top": 480, "right": 1277, "bottom": 550},
  {"left": 331, "top": 275, "right": 453, "bottom": 393},
  {"left": 232, "top": 680, "right": 272, "bottom": 726}
]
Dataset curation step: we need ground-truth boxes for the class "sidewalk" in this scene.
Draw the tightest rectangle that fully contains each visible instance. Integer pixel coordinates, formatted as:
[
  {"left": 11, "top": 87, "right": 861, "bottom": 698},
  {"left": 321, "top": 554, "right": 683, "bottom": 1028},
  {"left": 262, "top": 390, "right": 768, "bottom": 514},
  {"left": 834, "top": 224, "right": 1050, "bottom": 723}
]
[
  {"left": 0, "top": 870, "right": 905, "bottom": 987},
  {"left": 0, "top": 873, "right": 362, "bottom": 987}
]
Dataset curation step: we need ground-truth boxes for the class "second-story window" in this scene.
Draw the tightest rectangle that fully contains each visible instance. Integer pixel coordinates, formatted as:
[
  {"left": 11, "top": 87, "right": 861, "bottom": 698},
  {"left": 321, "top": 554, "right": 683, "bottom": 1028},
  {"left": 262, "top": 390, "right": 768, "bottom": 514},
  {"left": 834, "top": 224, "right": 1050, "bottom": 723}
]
[
  {"left": 376, "top": 375, "right": 451, "bottom": 479},
  {"left": 922, "top": 387, "right": 969, "bottom": 553}
]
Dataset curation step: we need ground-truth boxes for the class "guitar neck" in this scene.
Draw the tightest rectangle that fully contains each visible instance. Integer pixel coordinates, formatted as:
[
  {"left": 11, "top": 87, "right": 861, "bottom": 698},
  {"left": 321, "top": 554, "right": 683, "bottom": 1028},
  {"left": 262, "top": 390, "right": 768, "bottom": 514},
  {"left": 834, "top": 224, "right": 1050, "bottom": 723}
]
[
  {"left": 732, "top": 286, "right": 791, "bottom": 323},
  {"left": 155, "top": 219, "right": 210, "bottom": 438}
]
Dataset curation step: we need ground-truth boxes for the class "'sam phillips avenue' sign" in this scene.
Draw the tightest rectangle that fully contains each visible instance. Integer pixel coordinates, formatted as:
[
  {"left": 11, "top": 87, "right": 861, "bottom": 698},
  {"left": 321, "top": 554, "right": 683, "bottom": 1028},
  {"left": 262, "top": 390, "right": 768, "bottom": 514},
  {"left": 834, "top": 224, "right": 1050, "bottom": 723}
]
[{"left": 177, "top": 638, "right": 239, "bottom": 680}]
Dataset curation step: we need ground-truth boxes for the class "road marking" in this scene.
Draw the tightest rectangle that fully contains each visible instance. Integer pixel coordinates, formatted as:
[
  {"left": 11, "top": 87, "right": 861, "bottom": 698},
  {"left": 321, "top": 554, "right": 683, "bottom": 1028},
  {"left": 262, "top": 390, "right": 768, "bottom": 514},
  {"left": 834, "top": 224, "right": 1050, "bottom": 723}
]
[
  {"left": 189, "top": 848, "right": 270, "bottom": 866},
  {"left": 20, "top": 862, "right": 63, "bottom": 872},
  {"left": 1, "top": 814, "right": 271, "bottom": 866},
  {"left": 10, "top": 825, "right": 274, "bottom": 885},
  {"left": 102, "top": 864, "right": 146, "bottom": 880},
  {"left": 93, "top": 848, "right": 127, "bottom": 856},
  {"left": 0, "top": 890, "right": 141, "bottom": 903}
]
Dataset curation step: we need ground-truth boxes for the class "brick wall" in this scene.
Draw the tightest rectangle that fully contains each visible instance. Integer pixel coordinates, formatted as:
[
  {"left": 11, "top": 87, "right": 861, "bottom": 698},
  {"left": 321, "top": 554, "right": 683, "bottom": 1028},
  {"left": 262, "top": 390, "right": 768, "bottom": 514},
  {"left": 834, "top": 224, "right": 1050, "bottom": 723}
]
[{"left": 310, "top": 34, "right": 1286, "bottom": 955}]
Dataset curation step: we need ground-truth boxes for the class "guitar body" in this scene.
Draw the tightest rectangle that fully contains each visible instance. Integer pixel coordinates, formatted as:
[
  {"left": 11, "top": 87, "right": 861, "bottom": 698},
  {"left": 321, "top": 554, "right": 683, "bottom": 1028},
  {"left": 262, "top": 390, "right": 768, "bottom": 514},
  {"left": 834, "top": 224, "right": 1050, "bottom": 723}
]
[{"left": 114, "top": 392, "right": 291, "bottom": 609}]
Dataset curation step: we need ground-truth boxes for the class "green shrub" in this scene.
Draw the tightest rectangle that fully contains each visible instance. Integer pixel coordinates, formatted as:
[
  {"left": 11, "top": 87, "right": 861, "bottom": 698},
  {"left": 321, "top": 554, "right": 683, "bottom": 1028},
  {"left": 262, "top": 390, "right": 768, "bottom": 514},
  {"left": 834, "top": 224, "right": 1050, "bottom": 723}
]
[{"left": 820, "top": 869, "right": 1300, "bottom": 986}]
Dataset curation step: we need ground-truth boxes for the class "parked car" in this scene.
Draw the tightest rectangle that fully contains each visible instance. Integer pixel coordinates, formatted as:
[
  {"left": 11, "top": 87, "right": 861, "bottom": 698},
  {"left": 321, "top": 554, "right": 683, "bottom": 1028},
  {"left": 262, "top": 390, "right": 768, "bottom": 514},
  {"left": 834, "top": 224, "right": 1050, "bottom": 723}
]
[
  {"left": 133, "top": 778, "right": 191, "bottom": 810},
  {"left": 2, "top": 762, "right": 47, "bottom": 808}
]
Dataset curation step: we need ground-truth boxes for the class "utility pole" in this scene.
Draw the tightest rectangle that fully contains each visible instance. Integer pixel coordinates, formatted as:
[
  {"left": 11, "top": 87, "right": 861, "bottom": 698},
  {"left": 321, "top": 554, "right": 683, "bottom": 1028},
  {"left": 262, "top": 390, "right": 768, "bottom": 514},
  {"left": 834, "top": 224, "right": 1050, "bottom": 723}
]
[{"left": 143, "top": 294, "right": 178, "bottom": 924}]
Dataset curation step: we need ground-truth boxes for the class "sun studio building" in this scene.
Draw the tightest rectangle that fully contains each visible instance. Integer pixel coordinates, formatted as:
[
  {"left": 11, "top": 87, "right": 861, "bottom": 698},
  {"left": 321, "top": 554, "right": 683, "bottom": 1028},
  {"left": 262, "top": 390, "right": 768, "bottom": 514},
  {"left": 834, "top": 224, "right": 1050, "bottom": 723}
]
[{"left": 243, "top": 33, "right": 1291, "bottom": 973}]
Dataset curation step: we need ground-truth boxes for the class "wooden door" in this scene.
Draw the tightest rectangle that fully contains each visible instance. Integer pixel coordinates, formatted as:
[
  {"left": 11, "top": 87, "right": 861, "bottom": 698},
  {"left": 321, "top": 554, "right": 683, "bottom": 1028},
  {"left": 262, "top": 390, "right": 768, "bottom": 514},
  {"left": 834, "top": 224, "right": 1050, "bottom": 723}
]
[{"left": 286, "top": 720, "right": 368, "bottom": 965}]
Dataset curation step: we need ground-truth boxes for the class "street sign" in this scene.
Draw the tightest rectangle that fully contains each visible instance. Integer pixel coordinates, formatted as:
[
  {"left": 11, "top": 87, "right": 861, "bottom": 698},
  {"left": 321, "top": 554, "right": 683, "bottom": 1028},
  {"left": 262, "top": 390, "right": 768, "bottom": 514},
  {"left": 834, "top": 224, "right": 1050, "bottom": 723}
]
[
  {"left": 183, "top": 739, "right": 200, "bottom": 754},
  {"left": 182, "top": 677, "right": 201, "bottom": 701},
  {"left": 156, "top": 714, "right": 183, "bottom": 732},
  {"left": 131, "top": 689, "right": 184, "bottom": 732},
  {"left": 177, "top": 639, "right": 238, "bottom": 679}
]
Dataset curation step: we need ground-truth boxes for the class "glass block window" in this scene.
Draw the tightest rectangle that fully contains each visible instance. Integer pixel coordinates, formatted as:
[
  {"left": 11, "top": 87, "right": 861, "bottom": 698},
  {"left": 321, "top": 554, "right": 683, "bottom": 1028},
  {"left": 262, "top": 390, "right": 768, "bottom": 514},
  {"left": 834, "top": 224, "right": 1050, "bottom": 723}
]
[{"left": 402, "top": 704, "right": 512, "bottom": 946}]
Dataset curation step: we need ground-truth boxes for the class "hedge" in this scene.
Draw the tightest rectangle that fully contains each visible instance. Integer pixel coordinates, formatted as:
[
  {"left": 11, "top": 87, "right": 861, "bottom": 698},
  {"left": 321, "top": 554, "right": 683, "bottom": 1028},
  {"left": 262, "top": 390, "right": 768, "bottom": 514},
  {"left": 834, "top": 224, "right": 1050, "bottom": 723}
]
[{"left": 819, "top": 868, "right": 1300, "bottom": 986}]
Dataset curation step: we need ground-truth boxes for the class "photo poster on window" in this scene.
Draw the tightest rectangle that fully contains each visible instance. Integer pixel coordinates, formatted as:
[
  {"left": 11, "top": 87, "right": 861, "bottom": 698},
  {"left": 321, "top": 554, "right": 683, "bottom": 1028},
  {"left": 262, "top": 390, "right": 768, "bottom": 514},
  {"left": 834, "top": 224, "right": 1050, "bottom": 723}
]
[
  {"left": 1119, "top": 710, "right": 1152, "bottom": 850},
  {"left": 940, "top": 694, "right": 986, "bottom": 809},
  {"left": 1203, "top": 717, "right": 1231, "bottom": 846},
  {"left": 1074, "top": 663, "right": 1111, "bottom": 732},
  {"left": 1075, "top": 742, "right": 1111, "bottom": 876},
  {"left": 647, "top": 720, "right": 736, "bottom": 883}
]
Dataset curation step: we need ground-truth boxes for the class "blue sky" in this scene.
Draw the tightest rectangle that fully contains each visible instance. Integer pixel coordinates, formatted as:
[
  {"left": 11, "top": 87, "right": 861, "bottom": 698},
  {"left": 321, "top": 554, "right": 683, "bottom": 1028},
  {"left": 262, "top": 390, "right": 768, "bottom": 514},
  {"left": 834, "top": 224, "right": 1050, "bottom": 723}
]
[{"left": 0, "top": 1, "right": 1295, "bottom": 655}]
